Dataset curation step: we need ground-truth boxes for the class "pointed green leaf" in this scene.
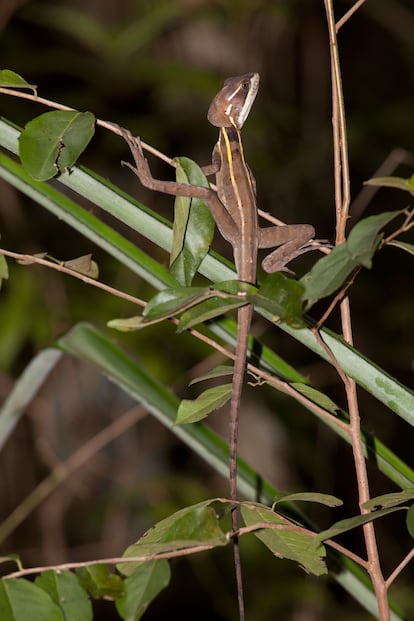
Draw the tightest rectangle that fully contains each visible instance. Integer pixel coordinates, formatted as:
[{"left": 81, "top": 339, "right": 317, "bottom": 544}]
[
  {"left": 76, "top": 564, "right": 124, "bottom": 600},
  {"left": 0, "top": 578, "right": 64, "bottom": 621},
  {"left": 362, "top": 489, "right": 414, "bottom": 511},
  {"left": 406, "top": 505, "right": 414, "bottom": 540},
  {"left": 251, "top": 273, "right": 305, "bottom": 328},
  {"left": 0, "top": 70, "right": 37, "bottom": 95},
  {"left": 387, "top": 240, "right": 414, "bottom": 256},
  {"left": 347, "top": 210, "right": 403, "bottom": 267},
  {"left": 177, "top": 296, "right": 244, "bottom": 331},
  {"left": 189, "top": 364, "right": 234, "bottom": 386},
  {"left": 116, "top": 560, "right": 170, "bottom": 621},
  {"left": 291, "top": 383, "right": 346, "bottom": 418},
  {"left": 175, "top": 384, "right": 233, "bottom": 424},
  {"left": 301, "top": 211, "right": 402, "bottom": 306},
  {"left": 315, "top": 506, "right": 406, "bottom": 544},
  {"left": 365, "top": 175, "right": 414, "bottom": 196},
  {"left": 170, "top": 157, "right": 214, "bottom": 286},
  {"left": 118, "top": 500, "right": 229, "bottom": 576},
  {"left": 35, "top": 570, "right": 92, "bottom": 621},
  {"left": 143, "top": 286, "right": 207, "bottom": 318},
  {"left": 19, "top": 110, "right": 95, "bottom": 181},
  {"left": 273, "top": 492, "right": 343, "bottom": 508},
  {"left": 241, "top": 503, "right": 326, "bottom": 576}
]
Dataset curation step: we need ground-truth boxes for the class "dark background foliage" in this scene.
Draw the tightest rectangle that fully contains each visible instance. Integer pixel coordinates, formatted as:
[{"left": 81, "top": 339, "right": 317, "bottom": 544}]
[{"left": 0, "top": 1, "right": 413, "bottom": 619}]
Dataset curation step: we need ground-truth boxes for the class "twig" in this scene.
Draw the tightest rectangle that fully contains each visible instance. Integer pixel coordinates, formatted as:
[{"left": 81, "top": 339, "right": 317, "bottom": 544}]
[
  {"left": 385, "top": 547, "right": 414, "bottom": 588},
  {"left": 0, "top": 406, "right": 147, "bottom": 545},
  {"left": 336, "top": 0, "right": 367, "bottom": 32},
  {"left": 0, "top": 248, "right": 145, "bottom": 308},
  {"left": 324, "top": 1, "right": 389, "bottom": 618}
]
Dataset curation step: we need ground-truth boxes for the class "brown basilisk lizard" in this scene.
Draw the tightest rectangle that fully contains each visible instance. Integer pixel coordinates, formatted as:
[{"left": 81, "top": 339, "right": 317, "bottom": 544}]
[{"left": 121, "top": 73, "right": 314, "bottom": 619}]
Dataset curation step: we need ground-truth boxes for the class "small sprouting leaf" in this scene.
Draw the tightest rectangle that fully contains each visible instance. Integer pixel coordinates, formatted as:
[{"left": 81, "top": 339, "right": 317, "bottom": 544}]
[
  {"left": 117, "top": 500, "right": 229, "bottom": 576},
  {"left": 0, "top": 554, "right": 22, "bottom": 570},
  {"left": 115, "top": 560, "right": 170, "bottom": 621},
  {"left": 406, "top": 505, "right": 414, "bottom": 540},
  {"left": 0, "top": 577, "right": 64, "bottom": 621},
  {"left": 35, "top": 570, "right": 92, "bottom": 621},
  {"left": 189, "top": 364, "right": 234, "bottom": 386},
  {"left": 0, "top": 70, "right": 37, "bottom": 95},
  {"left": 387, "top": 240, "right": 414, "bottom": 256},
  {"left": 19, "top": 110, "right": 95, "bottom": 181},
  {"left": 273, "top": 492, "right": 343, "bottom": 508},
  {"left": 241, "top": 502, "right": 326, "bottom": 576},
  {"left": 76, "top": 564, "right": 124, "bottom": 600},
  {"left": 251, "top": 273, "right": 305, "bottom": 328},
  {"left": 314, "top": 506, "right": 406, "bottom": 544},
  {"left": 170, "top": 157, "right": 214, "bottom": 286},
  {"left": 63, "top": 254, "right": 99, "bottom": 278},
  {"left": 175, "top": 384, "right": 233, "bottom": 424},
  {"left": 365, "top": 175, "right": 414, "bottom": 196},
  {"left": 362, "top": 488, "right": 414, "bottom": 511}
]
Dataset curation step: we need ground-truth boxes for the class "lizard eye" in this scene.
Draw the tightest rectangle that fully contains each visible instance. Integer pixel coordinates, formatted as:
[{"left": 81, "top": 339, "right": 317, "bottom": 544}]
[{"left": 242, "top": 81, "right": 250, "bottom": 90}]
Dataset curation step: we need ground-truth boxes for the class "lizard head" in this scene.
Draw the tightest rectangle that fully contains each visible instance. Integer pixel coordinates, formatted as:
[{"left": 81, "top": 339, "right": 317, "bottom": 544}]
[{"left": 207, "top": 72, "right": 260, "bottom": 130}]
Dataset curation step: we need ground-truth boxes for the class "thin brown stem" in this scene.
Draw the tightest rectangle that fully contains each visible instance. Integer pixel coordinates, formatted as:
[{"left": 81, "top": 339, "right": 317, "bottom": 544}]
[
  {"left": 0, "top": 248, "right": 145, "bottom": 307},
  {"left": 385, "top": 547, "right": 414, "bottom": 588},
  {"left": 0, "top": 406, "right": 147, "bottom": 545},
  {"left": 324, "top": 1, "right": 389, "bottom": 618},
  {"left": 336, "top": 0, "right": 367, "bottom": 32}
]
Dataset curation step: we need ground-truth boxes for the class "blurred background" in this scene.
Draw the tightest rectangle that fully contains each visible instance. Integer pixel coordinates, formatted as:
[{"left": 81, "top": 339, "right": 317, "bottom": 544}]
[{"left": 0, "top": 0, "right": 414, "bottom": 619}]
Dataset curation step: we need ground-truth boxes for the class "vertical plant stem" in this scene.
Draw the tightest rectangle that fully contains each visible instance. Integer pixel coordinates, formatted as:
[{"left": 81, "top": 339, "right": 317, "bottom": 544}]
[{"left": 324, "top": 2, "right": 390, "bottom": 619}]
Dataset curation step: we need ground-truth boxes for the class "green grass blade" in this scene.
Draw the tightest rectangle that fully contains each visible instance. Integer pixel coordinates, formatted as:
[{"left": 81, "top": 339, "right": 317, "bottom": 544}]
[{"left": 0, "top": 349, "right": 62, "bottom": 451}]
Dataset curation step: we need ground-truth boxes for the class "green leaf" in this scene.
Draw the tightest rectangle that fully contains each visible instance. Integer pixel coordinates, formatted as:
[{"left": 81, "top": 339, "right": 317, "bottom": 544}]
[
  {"left": 175, "top": 384, "right": 233, "bottom": 424},
  {"left": 273, "top": 492, "right": 343, "bottom": 508},
  {"left": 251, "top": 273, "right": 305, "bottom": 328},
  {"left": 241, "top": 503, "right": 326, "bottom": 576},
  {"left": 19, "top": 110, "right": 95, "bottom": 181},
  {"left": 35, "top": 571, "right": 92, "bottom": 621},
  {"left": 362, "top": 488, "right": 414, "bottom": 511},
  {"left": 76, "top": 564, "right": 124, "bottom": 600},
  {"left": 365, "top": 175, "right": 414, "bottom": 196},
  {"left": 0, "top": 578, "right": 64, "bottom": 621},
  {"left": 301, "top": 211, "right": 402, "bottom": 306},
  {"left": 189, "top": 364, "right": 234, "bottom": 386},
  {"left": 115, "top": 560, "right": 170, "bottom": 621},
  {"left": 291, "top": 383, "right": 345, "bottom": 417},
  {"left": 314, "top": 506, "right": 406, "bottom": 544},
  {"left": 406, "top": 505, "right": 414, "bottom": 540},
  {"left": 387, "top": 240, "right": 414, "bottom": 256},
  {"left": 118, "top": 500, "right": 228, "bottom": 576},
  {"left": 347, "top": 211, "right": 402, "bottom": 267},
  {"left": 177, "top": 296, "right": 244, "bottom": 331},
  {"left": 143, "top": 286, "right": 207, "bottom": 318},
  {"left": 0, "top": 70, "right": 37, "bottom": 95},
  {"left": 170, "top": 157, "right": 214, "bottom": 286}
]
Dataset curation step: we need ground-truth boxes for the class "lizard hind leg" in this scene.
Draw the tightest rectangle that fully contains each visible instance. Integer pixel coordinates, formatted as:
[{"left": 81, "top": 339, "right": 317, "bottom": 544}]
[{"left": 259, "top": 224, "right": 315, "bottom": 273}]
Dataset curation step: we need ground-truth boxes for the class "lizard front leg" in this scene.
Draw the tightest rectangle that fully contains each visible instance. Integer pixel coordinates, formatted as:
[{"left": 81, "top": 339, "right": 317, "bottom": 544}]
[
  {"left": 259, "top": 223, "right": 315, "bottom": 273},
  {"left": 120, "top": 128, "right": 239, "bottom": 244}
]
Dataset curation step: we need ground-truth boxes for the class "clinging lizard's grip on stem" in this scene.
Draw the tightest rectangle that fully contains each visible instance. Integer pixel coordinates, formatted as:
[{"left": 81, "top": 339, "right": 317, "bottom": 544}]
[{"left": 121, "top": 73, "right": 315, "bottom": 621}]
